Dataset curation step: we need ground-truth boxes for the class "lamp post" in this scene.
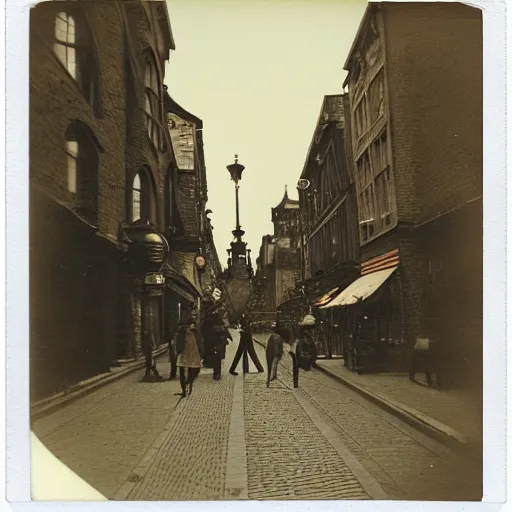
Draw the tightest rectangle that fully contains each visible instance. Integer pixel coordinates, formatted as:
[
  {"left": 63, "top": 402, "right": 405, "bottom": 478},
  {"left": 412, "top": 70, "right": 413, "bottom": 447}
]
[{"left": 227, "top": 154, "right": 245, "bottom": 243}]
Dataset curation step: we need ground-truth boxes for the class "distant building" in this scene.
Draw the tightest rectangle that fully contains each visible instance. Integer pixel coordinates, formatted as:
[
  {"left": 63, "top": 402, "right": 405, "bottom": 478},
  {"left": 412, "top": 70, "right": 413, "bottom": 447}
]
[
  {"left": 341, "top": 2, "right": 482, "bottom": 383},
  {"left": 251, "top": 189, "right": 301, "bottom": 323}
]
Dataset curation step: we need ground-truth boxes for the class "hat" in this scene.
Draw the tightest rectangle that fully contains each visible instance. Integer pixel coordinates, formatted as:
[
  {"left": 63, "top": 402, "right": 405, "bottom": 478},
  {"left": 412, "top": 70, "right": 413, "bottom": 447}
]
[{"left": 298, "top": 314, "right": 316, "bottom": 327}]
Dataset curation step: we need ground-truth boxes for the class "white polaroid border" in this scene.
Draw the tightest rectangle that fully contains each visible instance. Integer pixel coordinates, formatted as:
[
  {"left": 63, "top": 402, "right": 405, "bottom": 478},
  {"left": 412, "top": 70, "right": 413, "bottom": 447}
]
[{"left": 3, "top": 0, "right": 507, "bottom": 510}]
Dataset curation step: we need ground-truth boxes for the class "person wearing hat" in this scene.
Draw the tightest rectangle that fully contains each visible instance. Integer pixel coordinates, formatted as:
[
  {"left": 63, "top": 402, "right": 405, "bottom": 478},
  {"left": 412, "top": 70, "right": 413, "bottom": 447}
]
[
  {"left": 288, "top": 314, "right": 318, "bottom": 388},
  {"left": 175, "top": 309, "right": 204, "bottom": 397}
]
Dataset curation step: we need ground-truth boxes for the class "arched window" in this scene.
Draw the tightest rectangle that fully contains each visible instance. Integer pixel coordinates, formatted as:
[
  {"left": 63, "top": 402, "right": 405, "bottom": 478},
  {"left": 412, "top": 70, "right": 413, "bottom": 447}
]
[
  {"left": 144, "top": 54, "right": 162, "bottom": 150},
  {"left": 65, "top": 122, "right": 99, "bottom": 223},
  {"left": 54, "top": 11, "right": 100, "bottom": 114},
  {"left": 131, "top": 168, "right": 157, "bottom": 225}
]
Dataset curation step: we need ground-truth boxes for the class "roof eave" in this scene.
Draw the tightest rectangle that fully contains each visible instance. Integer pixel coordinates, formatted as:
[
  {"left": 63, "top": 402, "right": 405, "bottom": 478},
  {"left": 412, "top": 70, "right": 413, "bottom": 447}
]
[
  {"left": 343, "top": 2, "right": 379, "bottom": 71},
  {"left": 164, "top": 90, "right": 203, "bottom": 129}
]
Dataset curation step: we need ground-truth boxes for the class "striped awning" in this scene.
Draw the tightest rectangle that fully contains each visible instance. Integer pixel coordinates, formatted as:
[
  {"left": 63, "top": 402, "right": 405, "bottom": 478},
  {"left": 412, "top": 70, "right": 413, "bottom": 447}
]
[
  {"left": 361, "top": 249, "right": 399, "bottom": 276},
  {"left": 313, "top": 286, "right": 341, "bottom": 307},
  {"left": 320, "top": 250, "right": 399, "bottom": 309}
]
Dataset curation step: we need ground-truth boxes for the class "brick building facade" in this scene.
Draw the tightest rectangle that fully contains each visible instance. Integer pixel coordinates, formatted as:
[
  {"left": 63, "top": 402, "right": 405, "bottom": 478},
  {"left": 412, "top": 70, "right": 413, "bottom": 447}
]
[
  {"left": 30, "top": 1, "right": 219, "bottom": 402},
  {"left": 339, "top": 2, "right": 482, "bottom": 385}
]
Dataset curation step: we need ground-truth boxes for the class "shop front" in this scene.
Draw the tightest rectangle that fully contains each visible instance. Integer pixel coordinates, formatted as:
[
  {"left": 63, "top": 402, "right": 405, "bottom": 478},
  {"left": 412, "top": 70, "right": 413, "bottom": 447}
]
[{"left": 320, "top": 249, "right": 408, "bottom": 373}]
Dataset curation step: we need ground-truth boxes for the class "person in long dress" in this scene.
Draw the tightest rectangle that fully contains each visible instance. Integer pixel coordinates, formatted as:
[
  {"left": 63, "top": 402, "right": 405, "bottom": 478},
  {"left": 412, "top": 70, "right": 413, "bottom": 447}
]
[
  {"left": 202, "top": 301, "right": 233, "bottom": 380},
  {"left": 175, "top": 310, "right": 204, "bottom": 397}
]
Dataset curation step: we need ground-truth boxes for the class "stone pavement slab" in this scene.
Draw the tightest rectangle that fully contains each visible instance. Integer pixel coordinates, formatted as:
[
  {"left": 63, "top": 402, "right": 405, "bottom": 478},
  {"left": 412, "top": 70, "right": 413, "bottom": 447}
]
[
  {"left": 244, "top": 373, "right": 371, "bottom": 500},
  {"left": 314, "top": 358, "right": 482, "bottom": 447},
  {"left": 32, "top": 356, "right": 182, "bottom": 498},
  {"left": 251, "top": 339, "right": 481, "bottom": 501},
  {"left": 254, "top": 332, "right": 482, "bottom": 448},
  {"left": 116, "top": 331, "right": 244, "bottom": 501}
]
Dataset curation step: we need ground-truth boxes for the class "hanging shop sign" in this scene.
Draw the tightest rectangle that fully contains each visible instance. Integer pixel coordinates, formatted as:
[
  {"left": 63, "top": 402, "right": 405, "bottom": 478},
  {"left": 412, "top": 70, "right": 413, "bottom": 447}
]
[
  {"left": 195, "top": 255, "right": 206, "bottom": 270},
  {"left": 144, "top": 273, "right": 165, "bottom": 285}
]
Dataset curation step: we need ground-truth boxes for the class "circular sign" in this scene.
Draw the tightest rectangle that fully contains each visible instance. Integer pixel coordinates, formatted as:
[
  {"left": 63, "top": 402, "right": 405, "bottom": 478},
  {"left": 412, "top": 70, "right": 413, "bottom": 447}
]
[{"left": 195, "top": 255, "right": 206, "bottom": 269}]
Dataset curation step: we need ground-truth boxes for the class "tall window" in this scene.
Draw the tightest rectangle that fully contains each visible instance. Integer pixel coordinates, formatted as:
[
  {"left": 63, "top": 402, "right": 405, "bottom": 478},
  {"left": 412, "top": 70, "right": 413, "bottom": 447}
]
[
  {"left": 55, "top": 12, "right": 76, "bottom": 78},
  {"left": 54, "top": 11, "right": 100, "bottom": 114},
  {"left": 65, "top": 123, "right": 99, "bottom": 223},
  {"left": 355, "top": 130, "right": 395, "bottom": 243},
  {"left": 132, "top": 174, "right": 141, "bottom": 222},
  {"left": 131, "top": 168, "right": 156, "bottom": 224},
  {"left": 144, "top": 55, "right": 162, "bottom": 150}
]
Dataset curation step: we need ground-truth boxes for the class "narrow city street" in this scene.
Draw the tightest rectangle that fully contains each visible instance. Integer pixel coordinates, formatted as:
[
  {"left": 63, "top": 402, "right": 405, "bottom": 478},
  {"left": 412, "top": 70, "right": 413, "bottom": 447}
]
[{"left": 32, "top": 330, "right": 481, "bottom": 502}]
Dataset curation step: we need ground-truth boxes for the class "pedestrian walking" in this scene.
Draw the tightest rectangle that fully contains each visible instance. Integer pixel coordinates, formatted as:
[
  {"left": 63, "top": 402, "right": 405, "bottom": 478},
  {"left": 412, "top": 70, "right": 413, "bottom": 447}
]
[
  {"left": 229, "top": 314, "right": 264, "bottom": 376},
  {"left": 168, "top": 332, "right": 178, "bottom": 381},
  {"left": 288, "top": 314, "right": 318, "bottom": 388},
  {"left": 202, "top": 300, "right": 232, "bottom": 380},
  {"left": 175, "top": 310, "right": 204, "bottom": 397},
  {"left": 265, "top": 322, "right": 291, "bottom": 387},
  {"left": 142, "top": 330, "right": 163, "bottom": 382}
]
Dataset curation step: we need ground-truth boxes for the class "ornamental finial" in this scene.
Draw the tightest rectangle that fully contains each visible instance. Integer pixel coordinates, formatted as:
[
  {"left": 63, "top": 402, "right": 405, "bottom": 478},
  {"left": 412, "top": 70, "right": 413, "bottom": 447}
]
[{"left": 234, "top": 154, "right": 238, "bottom": 164}]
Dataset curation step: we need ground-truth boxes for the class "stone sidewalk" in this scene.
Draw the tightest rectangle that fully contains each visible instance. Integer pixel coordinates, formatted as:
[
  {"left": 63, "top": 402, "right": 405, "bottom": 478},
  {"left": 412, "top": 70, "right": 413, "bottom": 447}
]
[{"left": 253, "top": 332, "right": 482, "bottom": 450}]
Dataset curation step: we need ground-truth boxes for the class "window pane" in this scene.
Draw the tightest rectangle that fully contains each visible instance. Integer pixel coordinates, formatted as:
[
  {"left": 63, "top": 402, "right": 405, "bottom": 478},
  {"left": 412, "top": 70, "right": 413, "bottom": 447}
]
[
  {"left": 67, "top": 154, "right": 77, "bottom": 194},
  {"left": 67, "top": 15, "right": 75, "bottom": 44},
  {"left": 133, "top": 173, "right": 141, "bottom": 191},
  {"left": 133, "top": 189, "right": 141, "bottom": 222},
  {"left": 67, "top": 47, "right": 76, "bottom": 79},
  {"left": 55, "top": 13, "right": 68, "bottom": 42},
  {"left": 54, "top": 43, "right": 67, "bottom": 68}
]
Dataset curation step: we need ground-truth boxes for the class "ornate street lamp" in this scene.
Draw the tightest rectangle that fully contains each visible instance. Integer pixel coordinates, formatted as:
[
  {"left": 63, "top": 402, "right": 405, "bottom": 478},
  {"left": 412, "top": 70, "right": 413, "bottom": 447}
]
[{"left": 227, "top": 154, "right": 246, "bottom": 242}]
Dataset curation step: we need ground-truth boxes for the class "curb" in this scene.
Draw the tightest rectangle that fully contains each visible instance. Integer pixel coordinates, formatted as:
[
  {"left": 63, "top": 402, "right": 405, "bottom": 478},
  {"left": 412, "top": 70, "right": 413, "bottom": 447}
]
[
  {"left": 312, "top": 363, "right": 469, "bottom": 446},
  {"left": 254, "top": 336, "right": 476, "bottom": 456},
  {"left": 31, "top": 345, "right": 169, "bottom": 422}
]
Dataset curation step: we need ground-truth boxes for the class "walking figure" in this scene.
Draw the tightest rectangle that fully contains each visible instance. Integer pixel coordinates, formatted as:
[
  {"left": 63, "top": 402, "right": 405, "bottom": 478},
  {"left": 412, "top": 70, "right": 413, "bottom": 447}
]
[
  {"left": 229, "top": 314, "right": 264, "bottom": 376},
  {"left": 284, "top": 315, "right": 318, "bottom": 388},
  {"left": 202, "top": 300, "right": 232, "bottom": 380},
  {"left": 265, "top": 323, "right": 291, "bottom": 387},
  {"left": 142, "top": 330, "right": 162, "bottom": 382},
  {"left": 175, "top": 310, "right": 204, "bottom": 397}
]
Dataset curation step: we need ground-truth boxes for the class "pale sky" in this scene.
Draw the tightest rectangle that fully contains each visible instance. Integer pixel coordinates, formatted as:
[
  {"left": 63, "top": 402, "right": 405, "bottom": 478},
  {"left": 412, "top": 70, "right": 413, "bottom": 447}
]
[{"left": 165, "top": 0, "right": 368, "bottom": 268}]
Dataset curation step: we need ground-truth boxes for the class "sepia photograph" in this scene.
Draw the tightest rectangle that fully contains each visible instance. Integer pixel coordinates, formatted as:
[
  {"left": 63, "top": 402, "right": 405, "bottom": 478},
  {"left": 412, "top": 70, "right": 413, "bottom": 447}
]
[{"left": 24, "top": 0, "right": 489, "bottom": 503}]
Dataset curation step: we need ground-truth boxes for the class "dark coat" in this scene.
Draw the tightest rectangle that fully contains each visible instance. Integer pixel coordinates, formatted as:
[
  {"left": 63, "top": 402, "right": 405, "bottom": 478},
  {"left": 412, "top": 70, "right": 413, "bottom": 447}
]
[
  {"left": 202, "top": 313, "right": 230, "bottom": 360},
  {"left": 296, "top": 331, "right": 317, "bottom": 371},
  {"left": 175, "top": 324, "right": 204, "bottom": 358}
]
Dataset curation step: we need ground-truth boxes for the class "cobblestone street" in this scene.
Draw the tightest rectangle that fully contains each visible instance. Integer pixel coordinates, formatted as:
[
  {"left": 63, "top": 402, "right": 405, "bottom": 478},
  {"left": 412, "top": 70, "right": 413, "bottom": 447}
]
[{"left": 32, "top": 331, "right": 481, "bottom": 502}]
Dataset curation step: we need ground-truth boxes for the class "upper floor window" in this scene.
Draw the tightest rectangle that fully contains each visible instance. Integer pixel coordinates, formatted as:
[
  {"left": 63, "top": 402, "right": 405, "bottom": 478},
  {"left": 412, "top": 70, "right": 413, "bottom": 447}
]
[
  {"left": 355, "top": 130, "right": 395, "bottom": 244},
  {"left": 144, "top": 54, "right": 162, "bottom": 151},
  {"left": 65, "top": 122, "right": 99, "bottom": 224},
  {"left": 54, "top": 11, "right": 100, "bottom": 115},
  {"left": 131, "top": 167, "right": 157, "bottom": 225}
]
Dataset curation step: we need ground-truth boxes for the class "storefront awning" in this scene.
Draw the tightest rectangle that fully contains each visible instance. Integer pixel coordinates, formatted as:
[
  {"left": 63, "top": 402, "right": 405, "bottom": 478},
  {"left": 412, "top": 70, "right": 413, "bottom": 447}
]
[
  {"left": 320, "top": 266, "right": 397, "bottom": 309},
  {"left": 312, "top": 287, "right": 341, "bottom": 308},
  {"left": 163, "top": 263, "right": 200, "bottom": 303}
]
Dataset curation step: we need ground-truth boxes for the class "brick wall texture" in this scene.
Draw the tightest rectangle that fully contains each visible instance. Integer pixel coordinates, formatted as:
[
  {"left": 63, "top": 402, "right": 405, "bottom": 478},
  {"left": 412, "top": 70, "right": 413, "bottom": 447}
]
[
  {"left": 29, "top": 1, "right": 178, "bottom": 401},
  {"left": 384, "top": 2, "right": 483, "bottom": 224},
  {"left": 351, "top": 3, "right": 483, "bottom": 385}
]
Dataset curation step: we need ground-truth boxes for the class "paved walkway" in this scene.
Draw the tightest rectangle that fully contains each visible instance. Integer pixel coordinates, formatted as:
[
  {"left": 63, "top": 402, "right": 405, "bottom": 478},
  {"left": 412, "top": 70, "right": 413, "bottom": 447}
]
[
  {"left": 251, "top": 337, "right": 481, "bottom": 501},
  {"left": 254, "top": 331, "right": 482, "bottom": 447}
]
